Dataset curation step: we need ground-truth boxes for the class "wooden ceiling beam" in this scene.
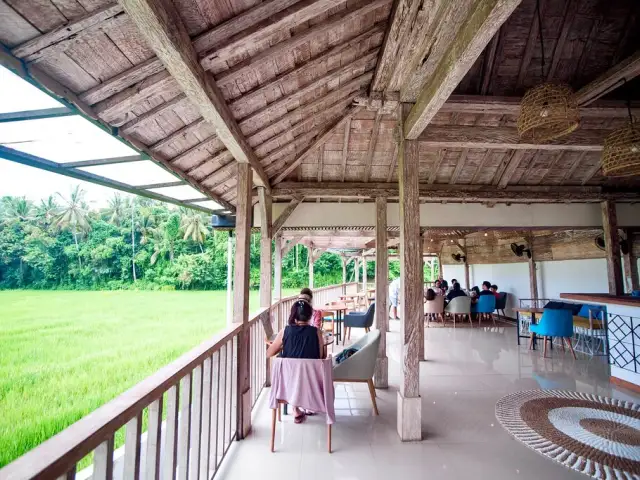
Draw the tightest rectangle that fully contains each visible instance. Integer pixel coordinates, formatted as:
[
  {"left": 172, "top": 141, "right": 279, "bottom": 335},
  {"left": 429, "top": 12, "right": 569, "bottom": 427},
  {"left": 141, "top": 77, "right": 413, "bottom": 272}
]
[
  {"left": 516, "top": 0, "right": 545, "bottom": 90},
  {"left": 62, "top": 155, "right": 146, "bottom": 168},
  {"left": 271, "top": 182, "right": 640, "bottom": 202},
  {"left": 317, "top": 149, "right": 324, "bottom": 183},
  {"left": 273, "top": 197, "right": 303, "bottom": 234},
  {"left": 471, "top": 149, "right": 492, "bottom": 184},
  {"left": 496, "top": 150, "right": 527, "bottom": 188},
  {"left": 561, "top": 151, "right": 587, "bottom": 184},
  {"left": 546, "top": 0, "right": 577, "bottom": 81},
  {"left": 419, "top": 125, "right": 611, "bottom": 151},
  {"left": 119, "top": 0, "right": 271, "bottom": 191},
  {"left": 404, "top": 0, "right": 521, "bottom": 139},
  {"left": 581, "top": 162, "right": 602, "bottom": 186},
  {"left": 449, "top": 148, "right": 469, "bottom": 184},
  {"left": 213, "top": 0, "right": 390, "bottom": 85},
  {"left": 427, "top": 149, "right": 445, "bottom": 184},
  {"left": 341, "top": 117, "right": 352, "bottom": 182},
  {"left": 575, "top": 50, "right": 640, "bottom": 106},
  {"left": 386, "top": 141, "right": 399, "bottom": 183},
  {"left": 363, "top": 113, "right": 383, "bottom": 182},
  {"left": 479, "top": 29, "right": 501, "bottom": 95},
  {"left": 272, "top": 106, "right": 360, "bottom": 185}
]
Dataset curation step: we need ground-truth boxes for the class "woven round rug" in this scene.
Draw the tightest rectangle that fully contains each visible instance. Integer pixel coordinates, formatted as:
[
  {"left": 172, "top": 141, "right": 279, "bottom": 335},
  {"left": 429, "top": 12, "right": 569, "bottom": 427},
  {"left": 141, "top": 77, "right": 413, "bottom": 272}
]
[{"left": 495, "top": 390, "right": 640, "bottom": 479}]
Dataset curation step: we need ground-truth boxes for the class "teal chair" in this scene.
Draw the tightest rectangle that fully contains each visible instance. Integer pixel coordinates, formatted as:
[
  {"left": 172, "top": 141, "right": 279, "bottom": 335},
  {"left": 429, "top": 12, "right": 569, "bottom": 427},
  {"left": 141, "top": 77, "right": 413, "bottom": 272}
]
[
  {"left": 472, "top": 295, "right": 496, "bottom": 326},
  {"left": 529, "top": 308, "right": 576, "bottom": 359}
]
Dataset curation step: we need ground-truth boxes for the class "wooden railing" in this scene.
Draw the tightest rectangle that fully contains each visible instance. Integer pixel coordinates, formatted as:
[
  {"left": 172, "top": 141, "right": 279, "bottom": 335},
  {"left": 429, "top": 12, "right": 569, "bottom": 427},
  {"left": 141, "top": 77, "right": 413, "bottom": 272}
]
[{"left": 0, "top": 283, "right": 354, "bottom": 480}]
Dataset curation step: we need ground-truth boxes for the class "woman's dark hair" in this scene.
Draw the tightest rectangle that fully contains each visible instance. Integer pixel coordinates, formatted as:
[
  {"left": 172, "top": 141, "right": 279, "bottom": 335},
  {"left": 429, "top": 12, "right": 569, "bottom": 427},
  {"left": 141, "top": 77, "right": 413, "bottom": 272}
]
[
  {"left": 491, "top": 284, "right": 498, "bottom": 291},
  {"left": 288, "top": 300, "right": 313, "bottom": 325},
  {"left": 434, "top": 279, "right": 441, "bottom": 286},
  {"left": 453, "top": 282, "right": 461, "bottom": 291},
  {"left": 426, "top": 288, "right": 436, "bottom": 301},
  {"left": 300, "top": 287, "right": 313, "bottom": 298},
  {"left": 472, "top": 286, "right": 480, "bottom": 295},
  {"left": 482, "top": 280, "right": 492, "bottom": 289},
  {"left": 451, "top": 279, "right": 458, "bottom": 284}
]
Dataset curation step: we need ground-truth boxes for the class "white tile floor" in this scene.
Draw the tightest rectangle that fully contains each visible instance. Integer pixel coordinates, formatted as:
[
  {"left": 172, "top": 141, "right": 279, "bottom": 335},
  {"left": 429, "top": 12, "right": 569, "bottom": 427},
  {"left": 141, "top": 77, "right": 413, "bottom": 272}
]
[{"left": 217, "top": 321, "right": 640, "bottom": 480}]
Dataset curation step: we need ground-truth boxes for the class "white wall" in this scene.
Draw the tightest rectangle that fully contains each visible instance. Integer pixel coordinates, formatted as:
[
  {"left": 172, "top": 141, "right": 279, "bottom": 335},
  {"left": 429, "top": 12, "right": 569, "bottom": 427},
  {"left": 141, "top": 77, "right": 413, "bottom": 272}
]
[
  {"left": 439, "top": 259, "right": 610, "bottom": 318},
  {"left": 538, "top": 258, "right": 608, "bottom": 300}
]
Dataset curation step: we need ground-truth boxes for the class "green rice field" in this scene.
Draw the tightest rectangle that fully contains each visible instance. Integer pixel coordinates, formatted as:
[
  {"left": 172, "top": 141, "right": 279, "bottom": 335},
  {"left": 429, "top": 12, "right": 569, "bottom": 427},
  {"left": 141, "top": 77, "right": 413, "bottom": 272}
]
[{"left": 0, "top": 289, "right": 296, "bottom": 468}]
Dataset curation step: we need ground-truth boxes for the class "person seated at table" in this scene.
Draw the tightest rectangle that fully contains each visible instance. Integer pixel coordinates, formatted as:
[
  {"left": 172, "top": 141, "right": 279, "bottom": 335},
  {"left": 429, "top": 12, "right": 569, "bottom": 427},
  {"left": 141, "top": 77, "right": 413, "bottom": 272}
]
[
  {"left": 450, "top": 279, "right": 459, "bottom": 292},
  {"left": 470, "top": 286, "right": 480, "bottom": 303},
  {"left": 491, "top": 284, "right": 500, "bottom": 299},
  {"left": 293, "top": 287, "right": 325, "bottom": 329},
  {"left": 425, "top": 288, "right": 436, "bottom": 302},
  {"left": 389, "top": 276, "right": 401, "bottom": 320},
  {"left": 478, "top": 281, "right": 494, "bottom": 297},
  {"left": 438, "top": 275, "right": 448, "bottom": 291},
  {"left": 434, "top": 279, "right": 443, "bottom": 294},
  {"left": 445, "top": 282, "right": 466, "bottom": 304},
  {"left": 267, "top": 299, "right": 326, "bottom": 423}
]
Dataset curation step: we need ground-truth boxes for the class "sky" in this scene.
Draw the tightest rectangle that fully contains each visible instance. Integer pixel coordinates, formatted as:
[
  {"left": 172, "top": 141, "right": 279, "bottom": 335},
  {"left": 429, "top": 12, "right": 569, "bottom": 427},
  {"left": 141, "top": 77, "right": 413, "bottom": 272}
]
[{"left": 0, "top": 66, "right": 220, "bottom": 210}]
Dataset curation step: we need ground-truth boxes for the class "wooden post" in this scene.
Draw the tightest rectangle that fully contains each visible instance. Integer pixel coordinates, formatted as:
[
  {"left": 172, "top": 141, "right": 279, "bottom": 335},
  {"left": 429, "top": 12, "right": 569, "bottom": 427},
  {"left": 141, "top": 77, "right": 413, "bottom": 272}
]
[
  {"left": 623, "top": 229, "right": 639, "bottom": 293},
  {"left": 354, "top": 257, "right": 360, "bottom": 292},
  {"left": 308, "top": 246, "right": 314, "bottom": 289},
  {"left": 258, "top": 188, "right": 272, "bottom": 308},
  {"left": 602, "top": 200, "right": 624, "bottom": 295},
  {"left": 362, "top": 256, "right": 368, "bottom": 292},
  {"left": 374, "top": 197, "right": 389, "bottom": 388},
  {"left": 341, "top": 255, "right": 347, "bottom": 284},
  {"left": 419, "top": 238, "right": 426, "bottom": 361},
  {"left": 233, "top": 163, "right": 252, "bottom": 439},
  {"left": 226, "top": 231, "right": 233, "bottom": 327},
  {"left": 274, "top": 233, "right": 282, "bottom": 301},
  {"left": 526, "top": 236, "right": 538, "bottom": 305},
  {"left": 397, "top": 110, "right": 422, "bottom": 441}
]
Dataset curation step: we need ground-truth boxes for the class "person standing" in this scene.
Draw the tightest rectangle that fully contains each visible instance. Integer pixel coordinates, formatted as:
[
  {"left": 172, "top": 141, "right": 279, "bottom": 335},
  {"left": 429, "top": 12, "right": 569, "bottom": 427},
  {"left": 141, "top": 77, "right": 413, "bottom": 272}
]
[{"left": 389, "top": 276, "right": 401, "bottom": 320}]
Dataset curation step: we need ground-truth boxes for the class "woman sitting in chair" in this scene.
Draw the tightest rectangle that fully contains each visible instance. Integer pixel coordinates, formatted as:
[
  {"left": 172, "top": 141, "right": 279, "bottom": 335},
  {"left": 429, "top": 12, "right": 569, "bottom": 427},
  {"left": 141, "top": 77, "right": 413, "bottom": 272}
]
[{"left": 267, "top": 300, "right": 326, "bottom": 423}]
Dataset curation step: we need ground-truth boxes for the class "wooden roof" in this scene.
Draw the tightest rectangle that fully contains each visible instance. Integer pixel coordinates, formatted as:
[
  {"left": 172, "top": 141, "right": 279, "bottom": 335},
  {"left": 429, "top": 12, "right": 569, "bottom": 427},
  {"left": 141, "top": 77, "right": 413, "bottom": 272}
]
[{"left": 1, "top": 0, "right": 639, "bottom": 210}]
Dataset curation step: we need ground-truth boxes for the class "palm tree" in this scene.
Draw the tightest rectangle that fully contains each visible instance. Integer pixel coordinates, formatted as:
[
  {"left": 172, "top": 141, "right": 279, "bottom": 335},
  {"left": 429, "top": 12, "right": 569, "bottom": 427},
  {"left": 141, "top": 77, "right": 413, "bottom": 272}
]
[
  {"left": 150, "top": 213, "right": 181, "bottom": 265},
  {"left": 53, "top": 186, "right": 91, "bottom": 268},
  {"left": 35, "top": 195, "right": 59, "bottom": 225},
  {"left": 180, "top": 210, "right": 209, "bottom": 252},
  {"left": 137, "top": 208, "right": 155, "bottom": 245},
  {"left": 105, "top": 193, "right": 127, "bottom": 226},
  {"left": 2, "top": 196, "right": 34, "bottom": 223}
]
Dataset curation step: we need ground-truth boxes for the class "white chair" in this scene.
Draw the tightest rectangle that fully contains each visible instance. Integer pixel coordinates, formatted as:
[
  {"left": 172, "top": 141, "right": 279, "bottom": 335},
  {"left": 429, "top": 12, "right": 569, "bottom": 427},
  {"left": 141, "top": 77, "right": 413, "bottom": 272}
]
[
  {"left": 444, "top": 296, "right": 472, "bottom": 328},
  {"left": 332, "top": 330, "right": 381, "bottom": 415},
  {"left": 424, "top": 295, "right": 445, "bottom": 326}
]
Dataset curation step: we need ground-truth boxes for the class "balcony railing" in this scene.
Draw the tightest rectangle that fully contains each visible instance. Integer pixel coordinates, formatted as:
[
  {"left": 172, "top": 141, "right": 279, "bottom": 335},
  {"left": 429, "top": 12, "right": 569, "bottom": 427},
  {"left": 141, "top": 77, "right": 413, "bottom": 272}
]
[{"left": 0, "top": 283, "right": 356, "bottom": 480}]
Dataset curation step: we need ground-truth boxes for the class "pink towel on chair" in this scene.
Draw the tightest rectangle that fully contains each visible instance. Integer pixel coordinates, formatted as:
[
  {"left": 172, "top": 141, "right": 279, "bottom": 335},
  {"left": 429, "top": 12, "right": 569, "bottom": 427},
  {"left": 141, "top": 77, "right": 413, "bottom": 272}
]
[{"left": 269, "top": 358, "right": 336, "bottom": 424}]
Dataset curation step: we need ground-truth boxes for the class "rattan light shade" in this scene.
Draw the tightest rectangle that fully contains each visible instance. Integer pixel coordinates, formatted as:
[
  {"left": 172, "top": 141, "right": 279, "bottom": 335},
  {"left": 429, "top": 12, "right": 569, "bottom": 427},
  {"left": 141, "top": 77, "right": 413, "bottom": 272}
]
[
  {"left": 602, "top": 121, "right": 640, "bottom": 177},
  {"left": 517, "top": 83, "right": 580, "bottom": 143}
]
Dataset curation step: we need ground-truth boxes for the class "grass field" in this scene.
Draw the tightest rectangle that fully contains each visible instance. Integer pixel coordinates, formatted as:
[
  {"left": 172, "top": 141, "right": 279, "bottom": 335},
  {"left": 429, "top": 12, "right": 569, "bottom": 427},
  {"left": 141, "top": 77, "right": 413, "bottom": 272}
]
[{"left": 0, "top": 289, "right": 296, "bottom": 468}]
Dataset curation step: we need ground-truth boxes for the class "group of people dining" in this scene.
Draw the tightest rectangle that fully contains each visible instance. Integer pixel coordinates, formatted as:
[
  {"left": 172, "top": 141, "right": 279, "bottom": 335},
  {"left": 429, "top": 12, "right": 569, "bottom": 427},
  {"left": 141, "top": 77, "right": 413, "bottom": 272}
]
[{"left": 429, "top": 277, "right": 500, "bottom": 306}]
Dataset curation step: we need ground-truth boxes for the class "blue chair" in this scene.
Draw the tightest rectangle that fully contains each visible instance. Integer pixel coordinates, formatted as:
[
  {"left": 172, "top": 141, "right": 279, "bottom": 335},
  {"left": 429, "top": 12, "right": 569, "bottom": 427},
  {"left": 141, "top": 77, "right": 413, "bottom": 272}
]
[
  {"left": 472, "top": 295, "right": 496, "bottom": 326},
  {"left": 529, "top": 308, "right": 576, "bottom": 359},
  {"left": 344, "top": 302, "right": 375, "bottom": 342}
]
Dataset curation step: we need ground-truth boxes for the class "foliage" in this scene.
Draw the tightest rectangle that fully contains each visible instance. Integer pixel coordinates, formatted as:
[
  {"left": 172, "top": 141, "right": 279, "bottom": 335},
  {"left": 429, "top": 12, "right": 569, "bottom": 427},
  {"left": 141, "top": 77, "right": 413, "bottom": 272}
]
[{"left": 0, "top": 187, "right": 381, "bottom": 291}]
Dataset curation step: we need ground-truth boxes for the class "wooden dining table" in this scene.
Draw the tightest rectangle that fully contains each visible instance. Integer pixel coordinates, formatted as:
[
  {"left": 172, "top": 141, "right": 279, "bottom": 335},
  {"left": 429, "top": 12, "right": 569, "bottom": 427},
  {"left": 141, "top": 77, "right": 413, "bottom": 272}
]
[
  {"left": 322, "top": 302, "right": 350, "bottom": 345},
  {"left": 514, "top": 307, "right": 544, "bottom": 349}
]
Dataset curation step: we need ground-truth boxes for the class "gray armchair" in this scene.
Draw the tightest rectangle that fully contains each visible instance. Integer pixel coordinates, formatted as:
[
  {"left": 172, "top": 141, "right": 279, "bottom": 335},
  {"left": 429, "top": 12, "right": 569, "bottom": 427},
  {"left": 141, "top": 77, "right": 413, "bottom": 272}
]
[
  {"left": 343, "top": 302, "right": 375, "bottom": 341},
  {"left": 332, "top": 330, "right": 381, "bottom": 415}
]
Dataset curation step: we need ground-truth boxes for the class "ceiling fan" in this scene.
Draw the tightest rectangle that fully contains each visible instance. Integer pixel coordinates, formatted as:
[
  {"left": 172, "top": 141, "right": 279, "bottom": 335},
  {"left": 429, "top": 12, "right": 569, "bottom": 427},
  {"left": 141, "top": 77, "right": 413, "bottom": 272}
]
[
  {"left": 510, "top": 243, "right": 532, "bottom": 259},
  {"left": 451, "top": 253, "right": 466, "bottom": 263},
  {"left": 595, "top": 234, "right": 629, "bottom": 255}
]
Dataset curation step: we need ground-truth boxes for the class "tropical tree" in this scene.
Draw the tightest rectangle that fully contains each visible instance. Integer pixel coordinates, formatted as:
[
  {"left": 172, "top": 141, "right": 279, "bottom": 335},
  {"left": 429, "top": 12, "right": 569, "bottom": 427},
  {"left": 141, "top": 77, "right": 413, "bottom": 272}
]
[
  {"left": 137, "top": 208, "right": 155, "bottom": 245},
  {"left": 35, "top": 196, "right": 59, "bottom": 225},
  {"left": 53, "top": 186, "right": 91, "bottom": 268},
  {"left": 105, "top": 193, "right": 127, "bottom": 226},
  {"left": 150, "top": 213, "right": 181, "bottom": 265},
  {"left": 2, "top": 196, "right": 34, "bottom": 223},
  {"left": 180, "top": 210, "right": 209, "bottom": 252}
]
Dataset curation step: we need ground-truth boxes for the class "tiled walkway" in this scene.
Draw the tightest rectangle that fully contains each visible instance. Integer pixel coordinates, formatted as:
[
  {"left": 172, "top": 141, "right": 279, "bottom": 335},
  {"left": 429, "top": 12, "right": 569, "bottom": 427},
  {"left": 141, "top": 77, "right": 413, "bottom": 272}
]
[{"left": 217, "top": 321, "right": 639, "bottom": 480}]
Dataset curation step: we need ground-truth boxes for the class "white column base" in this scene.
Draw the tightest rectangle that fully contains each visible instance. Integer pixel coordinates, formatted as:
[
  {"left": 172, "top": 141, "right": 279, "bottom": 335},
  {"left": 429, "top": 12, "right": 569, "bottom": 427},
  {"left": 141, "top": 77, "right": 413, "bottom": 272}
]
[
  {"left": 374, "top": 356, "right": 388, "bottom": 389},
  {"left": 397, "top": 391, "right": 422, "bottom": 441}
]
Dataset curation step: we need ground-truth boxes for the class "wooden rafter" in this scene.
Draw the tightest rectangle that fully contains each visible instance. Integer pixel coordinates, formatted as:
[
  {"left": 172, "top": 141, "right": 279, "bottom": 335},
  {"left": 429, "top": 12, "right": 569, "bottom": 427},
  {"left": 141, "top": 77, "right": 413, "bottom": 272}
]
[
  {"left": 572, "top": 13, "right": 603, "bottom": 84},
  {"left": 471, "top": 149, "right": 492, "bottom": 184},
  {"left": 272, "top": 106, "right": 360, "bottom": 185},
  {"left": 538, "top": 151, "right": 565, "bottom": 185},
  {"left": 118, "top": 0, "right": 271, "bottom": 190},
  {"left": 273, "top": 197, "right": 303, "bottom": 234},
  {"left": 63, "top": 155, "right": 145, "bottom": 168},
  {"left": 516, "top": 0, "right": 545, "bottom": 89},
  {"left": 546, "top": 0, "right": 577, "bottom": 81},
  {"left": 404, "top": 0, "right": 521, "bottom": 139},
  {"left": 363, "top": 113, "right": 383, "bottom": 182},
  {"left": 581, "top": 162, "right": 602, "bottom": 186},
  {"left": 449, "top": 148, "right": 469, "bottom": 184},
  {"left": 561, "top": 151, "right": 588, "bottom": 184},
  {"left": 271, "top": 182, "right": 640, "bottom": 202},
  {"left": 496, "top": 150, "right": 526, "bottom": 188},
  {"left": 341, "top": 117, "right": 352, "bottom": 182},
  {"left": 575, "top": 50, "right": 640, "bottom": 106},
  {"left": 427, "top": 149, "right": 445, "bottom": 184},
  {"left": 317, "top": 149, "right": 324, "bottom": 183},
  {"left": 386, "top": 142, "right": 399, "bottom": 183},
  {"left": 479, "top": 29, "right": 501, "bottom": 95},
  {"left": 419, "top": 125, "right": 611, "bottom": 151}
]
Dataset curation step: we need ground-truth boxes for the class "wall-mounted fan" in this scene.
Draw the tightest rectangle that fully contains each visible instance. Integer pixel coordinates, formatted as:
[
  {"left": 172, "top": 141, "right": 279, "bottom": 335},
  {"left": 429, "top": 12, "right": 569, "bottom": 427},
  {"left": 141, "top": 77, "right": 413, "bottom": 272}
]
[
  {"left": 595, "top": 234, "right": 629, "bottom": 254},
  {"left": 451, "top": 253, "right": 466, "bottom": 263},
  {"left": 510, "top": 243, "right": 532, "bottom": 259}
]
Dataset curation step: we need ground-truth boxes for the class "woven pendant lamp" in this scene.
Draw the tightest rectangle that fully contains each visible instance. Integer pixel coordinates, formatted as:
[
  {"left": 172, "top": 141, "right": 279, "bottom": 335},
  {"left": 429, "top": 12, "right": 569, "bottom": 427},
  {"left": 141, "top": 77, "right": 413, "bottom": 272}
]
[
  {"left": 517, "top": 0, "right": 580, "bottom": 143},
  {"left": 602, "top": 95, "right": 640, "bottom": 177}
]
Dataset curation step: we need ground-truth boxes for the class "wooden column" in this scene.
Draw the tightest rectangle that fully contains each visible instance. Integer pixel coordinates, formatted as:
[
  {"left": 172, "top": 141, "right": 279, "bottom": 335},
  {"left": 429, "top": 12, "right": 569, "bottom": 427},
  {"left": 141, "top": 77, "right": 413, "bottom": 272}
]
[
  {"left": 226, "top": 231, "right": 233, "bottom": 327},
  {"left": 623, "top": 229, "right": 639, "bottom": 293},
  {"left": 397, "top": 115, "right": 422, "bottom": 441},
  {"left": 362, "top": 256, "right": 368, "bottom": 292},
  {"left": 374, "top": 197, "right": 389, "bottom": 388},
  {"left": 308, "top": 246, "right": 314, "bottom": 289},
  {"left": 354, "top": 257, "right": 360, "bottom": 292},
  {"left": 233, "top": 163, "right": 252, "bottom": 439},
  {"left": 526, "top": 236, "right": 538, "bottom": 304},
  {"left": 602, "top": 200, "right": 624, "bottom": 295},
  {"left": 274, "top": 233, "right": 282, "bottom": 301},
  {"left": 258, "top": 188, "right": 272, "bottom": 308},
  {"left": 419, "top": 238, "right": 426, "bottom": 361},
  {"left": 341, "top": 256, "right": 347, "bottom": 284}
]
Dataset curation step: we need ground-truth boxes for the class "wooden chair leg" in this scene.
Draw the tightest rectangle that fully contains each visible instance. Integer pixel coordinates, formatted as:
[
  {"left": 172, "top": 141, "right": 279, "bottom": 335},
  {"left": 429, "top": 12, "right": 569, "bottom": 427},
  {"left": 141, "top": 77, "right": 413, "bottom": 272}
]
[
  {"left": 528, "top": 332, "right": 535, "bottom": 350},
  {"left": 566, "top": 337, "right": 577, "bottom": 359},
  {"left": 367, "top": 378, "right": 379, "bottom": 415},
  {"left": 328, "top": 424, "right": 332, "bottom": 453},
  {"left": 543, "top": 336, "right": 549, "bottom": 358},
  {"left": 561, "top": 337, "right": 566, "bottom": 352},
  {"left": 271, "top": 408, "right": 277, "bottom": 452}
]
